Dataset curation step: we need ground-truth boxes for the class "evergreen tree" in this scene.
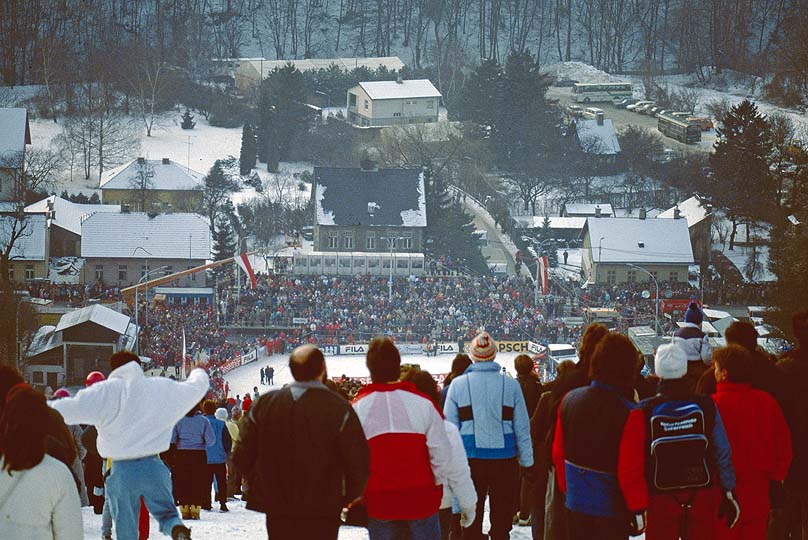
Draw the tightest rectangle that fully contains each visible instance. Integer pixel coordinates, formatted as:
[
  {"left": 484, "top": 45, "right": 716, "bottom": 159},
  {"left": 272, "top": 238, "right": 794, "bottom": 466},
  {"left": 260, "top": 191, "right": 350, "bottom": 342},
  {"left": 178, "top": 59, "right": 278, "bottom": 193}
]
[
  {"left": 239, "top": 123, "right": 257, "bottom": 174},
  {"left": 459, "top": 59, "right": 503, "bottom": 126},
  {"left": 212, "top": 216, "right": 236, "bottom": 261},
  {"left": 181, "top": 108, "right": 196, "bottom": 129},
  {"left": 258, "top": 64, "right": 308, "bottom": 172},
  {"left": 709, "top": 100, "right": 775, "bottom": 248}
]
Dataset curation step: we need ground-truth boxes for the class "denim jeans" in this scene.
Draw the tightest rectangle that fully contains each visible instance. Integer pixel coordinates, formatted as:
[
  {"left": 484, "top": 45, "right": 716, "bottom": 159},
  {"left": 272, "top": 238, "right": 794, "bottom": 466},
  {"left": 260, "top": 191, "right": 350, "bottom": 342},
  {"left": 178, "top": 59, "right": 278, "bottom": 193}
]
[
  {"left": 106, "top": 456, "right": 183, "bottom": 540},
  {"left": 368, "top": 512, "right": 441, "bottom": 540}
]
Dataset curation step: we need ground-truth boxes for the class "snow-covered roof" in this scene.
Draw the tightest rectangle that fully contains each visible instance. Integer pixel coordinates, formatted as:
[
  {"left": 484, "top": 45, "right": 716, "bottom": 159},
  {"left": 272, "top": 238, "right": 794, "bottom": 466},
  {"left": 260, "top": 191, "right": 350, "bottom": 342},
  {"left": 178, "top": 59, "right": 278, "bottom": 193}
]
[
  {"left": 584, "top": 217, "right": 694, "bottom": 265},
  {"left": 55, "top": 304, "right": 131, "bottom": 335},
  {"left": 100, "top": 158, "right": 204, "bottom": 191},
  {"left": 26, "top": 325, "right": 61, "bottom": 358},
  {"left": 252, "top": 57, "right": 404, "bottom": 79},
  {"left": 613, "top": 207, "right": 663, "bottom": 219},
  {"left": 26, "top": 196, "right": 120, "bottom": 236},
  {"left": 0, "top": 108, "right": 30, "bottom": 169},
  {"left": 563, "top": 203, "right": 614, "bottom": 217},
  {"left": 513, "top": 216, "right": 587, "bottom": 230},
  {"left": 0, "top": 214, "right": 47, "bottom": 260},
  {"left": 81, "top": 212, "right": 211, "bottom": 259},
  {"left": 356, "top": 79, "right": 441, "bottom": 100},
  {"left": 657, "top": 196, "right": 710, "bottom": 227},
  {"left": 314, "top": 167, "right": 427, "bottom": 227},
  {"left": 575, "top": 118, "right": 621, "bottom": 155}
]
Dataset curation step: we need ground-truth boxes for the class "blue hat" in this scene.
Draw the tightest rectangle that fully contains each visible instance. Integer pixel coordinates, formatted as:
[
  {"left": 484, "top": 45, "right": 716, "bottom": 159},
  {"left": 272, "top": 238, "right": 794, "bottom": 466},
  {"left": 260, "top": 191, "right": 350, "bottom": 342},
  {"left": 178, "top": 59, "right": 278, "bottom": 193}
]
[{"left": 685, "top": 302, "right": 703, "bottom": 325}]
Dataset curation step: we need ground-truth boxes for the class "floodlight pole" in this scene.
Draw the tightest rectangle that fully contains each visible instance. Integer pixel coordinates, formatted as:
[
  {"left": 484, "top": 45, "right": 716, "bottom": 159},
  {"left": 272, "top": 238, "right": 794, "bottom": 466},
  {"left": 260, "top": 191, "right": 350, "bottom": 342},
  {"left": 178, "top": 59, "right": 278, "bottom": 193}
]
[{"left": 626, "top": 263, "right": 660, "bottom": 334}]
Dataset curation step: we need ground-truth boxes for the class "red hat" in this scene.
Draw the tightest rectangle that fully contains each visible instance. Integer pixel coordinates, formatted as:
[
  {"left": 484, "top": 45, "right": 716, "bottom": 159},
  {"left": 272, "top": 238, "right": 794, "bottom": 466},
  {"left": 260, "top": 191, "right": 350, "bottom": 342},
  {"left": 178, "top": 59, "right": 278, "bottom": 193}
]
[
  {"left": 53, "top": 388, "right": 71, "bottom": 399},
  {"left": 86, "top": 371, "right": 106, "bottom": 387}
]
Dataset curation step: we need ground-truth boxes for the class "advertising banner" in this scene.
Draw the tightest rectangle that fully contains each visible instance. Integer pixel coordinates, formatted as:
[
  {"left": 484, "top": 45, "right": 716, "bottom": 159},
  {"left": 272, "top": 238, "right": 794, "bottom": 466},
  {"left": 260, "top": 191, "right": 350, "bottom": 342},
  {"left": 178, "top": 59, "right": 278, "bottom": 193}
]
[
  {"left": 462, "top": 341, "right": 530, "bottom": 354},
  {"left": 292, "top": 317, "right": 308, "bottom": 324},
  {"left": 398, "top": 343, "right": 427, "bottom": 355},
  {"left": 321, "top": 345, "right": 340, "bottom": 356},
  {"left": 341, "top": 343, "right": 370, "bottom": 355}
]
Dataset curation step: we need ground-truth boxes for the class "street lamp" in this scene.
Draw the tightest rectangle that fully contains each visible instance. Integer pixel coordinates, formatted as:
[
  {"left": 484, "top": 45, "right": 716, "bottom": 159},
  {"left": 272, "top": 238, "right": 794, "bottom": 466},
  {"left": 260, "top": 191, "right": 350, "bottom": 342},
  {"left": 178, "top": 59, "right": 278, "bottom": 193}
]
[
  {"left": 134, "top": 265, "right": 169, "bottom": 355},
  {"left": 626, "top": 263, "right": 660, "bottom": 335},
  {"left": 595, "top": 236, "right": 605, "bottom": 284}
]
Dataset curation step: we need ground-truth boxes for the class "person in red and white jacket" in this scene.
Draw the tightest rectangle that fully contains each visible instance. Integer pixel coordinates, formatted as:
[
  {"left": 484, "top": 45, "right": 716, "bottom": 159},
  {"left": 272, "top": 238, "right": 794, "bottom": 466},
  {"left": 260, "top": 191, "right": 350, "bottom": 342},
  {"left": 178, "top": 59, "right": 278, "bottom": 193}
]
[{"left": 352, "top": 337, "right": 458, "bottom": 540}]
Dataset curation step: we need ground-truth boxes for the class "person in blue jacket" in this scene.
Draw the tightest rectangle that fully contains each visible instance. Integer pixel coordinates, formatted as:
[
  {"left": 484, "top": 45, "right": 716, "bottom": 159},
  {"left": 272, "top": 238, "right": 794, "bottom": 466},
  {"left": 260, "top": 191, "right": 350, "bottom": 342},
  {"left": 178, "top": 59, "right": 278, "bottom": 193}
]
[
  {"left": 202, "top": 400, "right": 232, "bottom": 513},
  {"left": 444, "top": 332, "right": 534, "bottom": 540}
]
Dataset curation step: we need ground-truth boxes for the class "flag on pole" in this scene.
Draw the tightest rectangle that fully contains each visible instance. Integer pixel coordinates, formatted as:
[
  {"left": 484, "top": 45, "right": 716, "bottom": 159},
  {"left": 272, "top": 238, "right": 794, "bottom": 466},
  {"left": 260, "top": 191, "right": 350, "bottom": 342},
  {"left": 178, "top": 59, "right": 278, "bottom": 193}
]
[
  {"left": 235, "top": 252, "right": 257, "bottom": 289},
  {"left": 181, "top": 329, "right": 187, "bottom": 380}
]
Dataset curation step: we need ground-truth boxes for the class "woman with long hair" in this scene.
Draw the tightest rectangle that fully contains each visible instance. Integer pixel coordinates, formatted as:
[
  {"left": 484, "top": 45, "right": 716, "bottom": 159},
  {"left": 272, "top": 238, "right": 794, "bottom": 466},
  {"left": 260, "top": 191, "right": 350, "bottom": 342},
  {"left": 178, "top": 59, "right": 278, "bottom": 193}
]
[
  {"left": 170, "top": 400, "right": 214, "bottom": 520},
  {"left": 0, "top": 384, "right": 82, "bottom": 539}
]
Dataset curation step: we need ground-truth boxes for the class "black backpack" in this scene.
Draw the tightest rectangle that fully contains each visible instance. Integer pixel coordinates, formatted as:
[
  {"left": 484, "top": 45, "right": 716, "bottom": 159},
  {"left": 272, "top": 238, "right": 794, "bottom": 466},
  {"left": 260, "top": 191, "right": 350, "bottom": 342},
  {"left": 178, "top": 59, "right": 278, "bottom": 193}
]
[{"left": 643, "top": 399, "right": 713, "bottom": 491}]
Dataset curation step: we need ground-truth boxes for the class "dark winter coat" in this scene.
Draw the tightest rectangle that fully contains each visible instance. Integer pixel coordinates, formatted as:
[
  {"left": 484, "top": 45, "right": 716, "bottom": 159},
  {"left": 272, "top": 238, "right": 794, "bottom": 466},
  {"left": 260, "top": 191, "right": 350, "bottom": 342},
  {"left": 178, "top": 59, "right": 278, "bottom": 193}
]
[
  {"left": 233, "top": 381, "right": 370, "bottom": 519},
  {"left": 516, "top": 373, "right": 543, "bottom": 418},
  {"left": 777, "top": 347, "right": 808, "bottom": 493}
]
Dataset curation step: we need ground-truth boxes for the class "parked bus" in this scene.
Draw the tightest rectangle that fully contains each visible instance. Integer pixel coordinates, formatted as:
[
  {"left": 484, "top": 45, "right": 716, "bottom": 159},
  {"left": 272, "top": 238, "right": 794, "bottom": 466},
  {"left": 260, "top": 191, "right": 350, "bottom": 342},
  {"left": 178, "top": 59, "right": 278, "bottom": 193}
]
[
  {"left": 658, "top": 112, "right": 702, "bottom": 143},
  {"left": 572, "top": 82, "right": 633, "bottom": 103}
]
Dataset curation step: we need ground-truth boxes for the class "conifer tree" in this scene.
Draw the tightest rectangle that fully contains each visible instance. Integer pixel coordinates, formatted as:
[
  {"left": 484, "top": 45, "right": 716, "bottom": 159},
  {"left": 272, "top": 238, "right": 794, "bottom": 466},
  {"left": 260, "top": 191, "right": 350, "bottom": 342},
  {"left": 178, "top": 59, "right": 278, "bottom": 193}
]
[
  {"left": 212, "top": 215, "right": 236, "bottom": 261},
  {"left": 239, "top": 124, "right": 256, "bottom": 174},
  {"left": 180, "top": 108, "right": 196, "bottom": 129}
]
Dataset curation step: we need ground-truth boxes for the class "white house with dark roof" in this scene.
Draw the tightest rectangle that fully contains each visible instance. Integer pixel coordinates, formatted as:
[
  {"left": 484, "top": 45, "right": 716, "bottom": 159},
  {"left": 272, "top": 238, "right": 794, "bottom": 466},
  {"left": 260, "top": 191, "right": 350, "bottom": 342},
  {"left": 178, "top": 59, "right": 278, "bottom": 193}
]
[
  {"left": 25, "top": 195, "right": 120, "bottom": 257},
  {"left": 100, "top": 157, "right": 204, "bottom": 212},
  {"left": 80, "top": 212, "right": 211, "bottom": 287},
  {"left": 582, "top": 216, "right": 694, "bottom": 285},
  {"left": 347, "top": 79, "right": 441, "bottom": 126},
  {"left": 0, "top": 108, "right": 31, "bottom": 202},
  {"left": 313, "top": 164, "right": 426, "bottom": 253}
]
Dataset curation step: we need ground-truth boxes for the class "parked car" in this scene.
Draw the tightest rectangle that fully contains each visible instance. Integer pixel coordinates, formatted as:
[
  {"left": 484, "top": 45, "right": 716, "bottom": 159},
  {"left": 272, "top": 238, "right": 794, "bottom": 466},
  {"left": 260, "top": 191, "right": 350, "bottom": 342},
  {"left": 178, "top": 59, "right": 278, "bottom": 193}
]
[
  {"left": 566, "top": 104, "right": 584, "bottom": 117},
  {"left": 634, "top": 101, "right": 656, "bottom": 114},
  {"left": 614, "top": 97, "right": 639, "bottom": 108},
  {"left": 626, "top": 100, "right": 654, "bottom": 111},
  {"left": 583, "top": 107, "right": 605, "bottom": 119},
  {"left": 555, "top": 78, "right": 579, "bottom": 87}
]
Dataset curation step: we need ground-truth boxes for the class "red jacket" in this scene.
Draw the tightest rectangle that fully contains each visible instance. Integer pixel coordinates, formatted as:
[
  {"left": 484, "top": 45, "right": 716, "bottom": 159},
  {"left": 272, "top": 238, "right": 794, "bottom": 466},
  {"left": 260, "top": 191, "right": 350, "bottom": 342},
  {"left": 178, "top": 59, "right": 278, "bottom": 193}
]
[
  {"left": 712, "top": 382, "right": 792, "bottom": 520},
  {"left": 352, "top": 382, "right": 453, "bottom": 520}
]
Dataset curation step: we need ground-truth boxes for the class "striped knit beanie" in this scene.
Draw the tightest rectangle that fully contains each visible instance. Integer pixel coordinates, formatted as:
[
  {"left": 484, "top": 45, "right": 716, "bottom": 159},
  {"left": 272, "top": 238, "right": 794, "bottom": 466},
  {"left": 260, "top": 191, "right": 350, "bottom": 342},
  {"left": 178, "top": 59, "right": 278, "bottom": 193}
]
[{"left": 470, "top": 332, "right": 497, "bottom": 362}]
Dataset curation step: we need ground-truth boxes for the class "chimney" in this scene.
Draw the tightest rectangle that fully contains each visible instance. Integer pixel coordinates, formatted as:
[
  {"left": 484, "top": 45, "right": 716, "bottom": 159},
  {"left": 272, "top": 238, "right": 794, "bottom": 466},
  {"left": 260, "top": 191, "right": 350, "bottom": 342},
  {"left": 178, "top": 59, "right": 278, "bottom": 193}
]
[
  {"left": 596, "top": 111, "right": 605, "bottom": 126},
  {"left": 639, "top": 207, "right": 647, "bottom": 220},
  {"left": 367, "top": 202, "right": 380, "bottom": 216},
  {"left": 162, "top": 157, "right": 170, "bottom": 165},
  {"left": 122, "top": 204, "right": 131, "bottom": 213},
  {"left": 595, "top": 205, "right": 602, "bottom": 218},
  {"left": 674, "top": 206, "right": 682, "bottom": 219},
  {"left": 137, "top": 157, "right": 145, "bottom": 165}
]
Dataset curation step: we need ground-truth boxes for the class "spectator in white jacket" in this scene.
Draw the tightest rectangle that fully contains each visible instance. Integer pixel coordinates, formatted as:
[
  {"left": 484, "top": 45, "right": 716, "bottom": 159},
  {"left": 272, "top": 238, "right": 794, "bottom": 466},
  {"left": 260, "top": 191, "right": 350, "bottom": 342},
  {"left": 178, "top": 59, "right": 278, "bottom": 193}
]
[
  {"left": 50, "top": 350, "right": 210, "bottom": 540},
  {"left": 0, "top": 385, "right": 82, "bottom": 540},
  {"left": 403, "top": 369, "right": 477, "bottom": 540}
]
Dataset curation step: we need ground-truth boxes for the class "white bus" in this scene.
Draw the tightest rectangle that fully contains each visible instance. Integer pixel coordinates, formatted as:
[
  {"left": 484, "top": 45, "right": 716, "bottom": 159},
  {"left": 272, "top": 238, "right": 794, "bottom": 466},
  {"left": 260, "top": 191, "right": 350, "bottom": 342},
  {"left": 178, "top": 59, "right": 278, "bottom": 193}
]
[{"left": 572, "top": 82, "right": 633, "bottom": 103}]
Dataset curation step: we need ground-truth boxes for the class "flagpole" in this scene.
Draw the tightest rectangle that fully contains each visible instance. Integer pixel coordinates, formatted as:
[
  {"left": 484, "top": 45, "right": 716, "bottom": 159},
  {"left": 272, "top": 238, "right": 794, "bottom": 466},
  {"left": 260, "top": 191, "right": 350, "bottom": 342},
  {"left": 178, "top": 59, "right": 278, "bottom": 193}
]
[{"left": 181, "top": 329, "right": 187, "bottom": 380}]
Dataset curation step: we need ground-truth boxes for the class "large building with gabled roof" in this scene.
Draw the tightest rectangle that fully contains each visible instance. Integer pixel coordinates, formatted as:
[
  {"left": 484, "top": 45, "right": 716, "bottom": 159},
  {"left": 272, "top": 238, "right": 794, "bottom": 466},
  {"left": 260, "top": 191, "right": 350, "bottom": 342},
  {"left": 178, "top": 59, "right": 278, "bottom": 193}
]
[
  {"left": 100, "top": 157, "right": 204, "bottom": 212},
  {"left": 0, "top": 107, "right": 31, "bottom": 202},
  {"left": 347, "top": 79, "right": 441, "bottom": 127}
]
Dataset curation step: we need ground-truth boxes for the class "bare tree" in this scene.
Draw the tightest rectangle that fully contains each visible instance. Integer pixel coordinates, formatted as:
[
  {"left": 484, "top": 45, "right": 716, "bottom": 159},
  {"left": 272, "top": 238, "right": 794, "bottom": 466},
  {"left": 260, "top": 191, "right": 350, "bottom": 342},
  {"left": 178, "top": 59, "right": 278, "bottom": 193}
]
[
  {"left": 129, "top": 160, "right": 155, "bottom": 211},
  {"left": 123, "top": 45, "right": 169, "bottom": 137},
  {"left": 24, "top": 147, "right": 61, "bottom": 196},
  {"left": 96, "top": 111, "right": 140, "bottom": 179}
]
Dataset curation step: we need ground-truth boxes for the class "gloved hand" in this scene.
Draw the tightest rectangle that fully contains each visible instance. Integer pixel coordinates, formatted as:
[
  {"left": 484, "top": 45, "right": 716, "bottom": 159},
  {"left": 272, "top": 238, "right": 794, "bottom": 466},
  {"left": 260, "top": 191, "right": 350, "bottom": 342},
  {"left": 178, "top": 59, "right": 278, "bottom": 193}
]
[
  {"left": 520, "top": 465, "right": 536, "bottom": 480},
  {"left": 718, "top": 490, "right": 741, "bottom": 528},
  {"left": 629, "top": 511, "right": 647, "bottom": 536},
  {"left": 460, "top": 506, "right": 476, "bottom": 529}
]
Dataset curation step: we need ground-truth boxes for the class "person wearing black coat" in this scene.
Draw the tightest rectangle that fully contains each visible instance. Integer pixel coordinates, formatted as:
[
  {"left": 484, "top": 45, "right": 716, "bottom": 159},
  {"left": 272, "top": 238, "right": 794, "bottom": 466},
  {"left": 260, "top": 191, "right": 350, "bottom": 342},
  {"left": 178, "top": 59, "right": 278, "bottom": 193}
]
[{"left": 233, "top": 345, "right": 370, "bottom": 540}]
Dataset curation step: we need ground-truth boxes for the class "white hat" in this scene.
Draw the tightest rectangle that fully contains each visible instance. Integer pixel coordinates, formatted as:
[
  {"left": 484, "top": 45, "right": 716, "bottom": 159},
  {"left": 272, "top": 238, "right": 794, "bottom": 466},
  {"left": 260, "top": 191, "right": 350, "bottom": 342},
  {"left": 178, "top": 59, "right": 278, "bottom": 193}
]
[
  {"left": 215, "top": 407, "right": 229, "bottom": 421},
  {"left": 655, "top": 343, "right": 687, "bottom": 380}
]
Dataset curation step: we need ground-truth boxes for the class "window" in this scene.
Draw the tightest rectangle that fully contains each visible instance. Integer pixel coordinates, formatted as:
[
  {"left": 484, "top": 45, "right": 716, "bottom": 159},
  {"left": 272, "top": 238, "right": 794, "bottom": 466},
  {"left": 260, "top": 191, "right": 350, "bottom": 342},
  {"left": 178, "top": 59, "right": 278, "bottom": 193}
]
[
  {"left": 627, "top": 270, "right": 637, "bottom": 283},
  {"left": 426, "top": 100, "right": 434, "bottom": 108},
  {"left": 401, "top": 235, "right": 412, "bottom": 250},
  {"left": 7, "top": 267, "right": 13, "bottom": 282},
  {"left": 95, "top": 265, "right": 104, "bottom": 281},
  {"left": 368, "top": 258, "right": 380, "bottom": 269},
  {"left": 366, "top": 233, "right": 376, "bottom": 250},
  {"left": 410, "top": 100, "right": 418, "bottom": 105},
  {"left": 339, "top": 258, "right": 351, "bottom": 268},
  {"left": 397, "top": 259, "right": 408, "bottom": 269},
  {"left": 118, "top": 265, "right": 127, "bottom": 281},
  {"left": 669, "top": 271, "right": 679, "bottom": 282},
  {"left": 328, "top": 235, "right": 338, "bottom": 249},
  {"left": 349, "top": 93, "right": 357, "bottom": 107},
  {"left": 25, "top": 265, "right": 34, "bottom": 281},
  {"left": 295, "top": 257, "right": 307, "bottom": 268},
  {"left": 310, "top": 257, "right": 321, "bottom": 268},
  {"left": 364, "top": 99, "right": 369, "bottom": 110},
  {"left": 354, "top": 258, "right": 365, "bottom": 268},
  {"left": 412, "top": 258, "right": 423, "bottom": 269},
  {"left": 382, "top": 258, "right": 392, "bottom": 269},
  {"left": 324, "top": 257, "right": 336, "bottom": 268},
  {"left": 606, "top": 270, "right": 616, "bottom": 285},
  {"left": 343, "top": 234, "right": 354, "bottom": 249},
  {"left": 393, "top": 112, "right": 402, "bottom": 117}
]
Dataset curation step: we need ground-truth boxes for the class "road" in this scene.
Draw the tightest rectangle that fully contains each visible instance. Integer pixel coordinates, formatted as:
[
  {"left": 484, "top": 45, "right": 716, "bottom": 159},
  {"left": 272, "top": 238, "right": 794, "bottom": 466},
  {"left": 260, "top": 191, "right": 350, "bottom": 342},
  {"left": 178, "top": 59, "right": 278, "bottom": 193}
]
[{"left": 547, "top": 86, "right": 717, "bottom": 155}]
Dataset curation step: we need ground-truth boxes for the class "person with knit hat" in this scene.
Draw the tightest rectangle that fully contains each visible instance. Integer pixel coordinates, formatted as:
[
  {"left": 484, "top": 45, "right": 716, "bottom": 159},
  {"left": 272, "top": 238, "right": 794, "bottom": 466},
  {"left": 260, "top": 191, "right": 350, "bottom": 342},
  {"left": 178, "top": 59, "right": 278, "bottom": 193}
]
[
  {"left": 444, "top": 332, "right": 534, "bottom": 540},
  {"left": 673, "top": 302, "right": 713, "bottom": 392},
  {"left": 640, "top": 342, "right": 738, "bottom": 540}
]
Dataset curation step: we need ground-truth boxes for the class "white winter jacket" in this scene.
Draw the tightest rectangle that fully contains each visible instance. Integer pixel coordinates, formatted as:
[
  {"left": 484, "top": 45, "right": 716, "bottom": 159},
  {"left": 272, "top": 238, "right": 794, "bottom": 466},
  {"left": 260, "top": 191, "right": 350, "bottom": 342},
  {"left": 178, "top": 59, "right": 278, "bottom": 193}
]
[
  {"left": 673, "top": 323, "right": 713, "bottom": 364},
  {"left": 0, "top": 455, "right": 83, "bottom": 540},
  {"left": 50, "top": 362, "right": 209, "bottom": 460},
  {"left": 440, "top": 420, "right": 477, "bottom": 512}
]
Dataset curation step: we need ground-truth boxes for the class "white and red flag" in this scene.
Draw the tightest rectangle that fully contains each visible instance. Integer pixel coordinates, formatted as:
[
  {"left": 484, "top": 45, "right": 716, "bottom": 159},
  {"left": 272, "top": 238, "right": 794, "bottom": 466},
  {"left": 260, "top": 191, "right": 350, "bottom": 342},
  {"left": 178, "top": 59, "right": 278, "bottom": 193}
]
[{"left": 235, "top": 252, "right": 257, "bottom": 289}]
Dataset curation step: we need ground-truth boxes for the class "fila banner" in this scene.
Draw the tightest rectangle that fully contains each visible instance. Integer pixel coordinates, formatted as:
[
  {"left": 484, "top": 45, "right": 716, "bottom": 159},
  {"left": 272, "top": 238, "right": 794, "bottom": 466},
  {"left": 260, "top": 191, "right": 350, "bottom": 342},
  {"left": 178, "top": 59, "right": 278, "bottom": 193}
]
[{"left": 341, "top": 343, "right": 370, "bottom": 355}]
